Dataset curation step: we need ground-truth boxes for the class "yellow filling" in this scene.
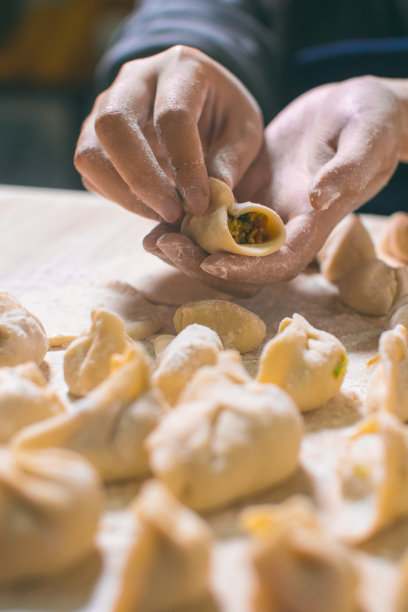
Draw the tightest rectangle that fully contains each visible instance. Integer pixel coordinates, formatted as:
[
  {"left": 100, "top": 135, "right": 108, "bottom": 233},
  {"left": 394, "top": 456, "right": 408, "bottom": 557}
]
[{"left": 228, "top": 212, "right": 269, "bottom": 245}]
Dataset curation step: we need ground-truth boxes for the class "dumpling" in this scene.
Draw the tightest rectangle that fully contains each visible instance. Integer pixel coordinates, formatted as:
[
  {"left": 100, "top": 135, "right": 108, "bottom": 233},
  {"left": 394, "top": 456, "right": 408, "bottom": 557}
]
[
  {"left": 0, "top": 292, "right": 48, "bottom": 366},
  {"left": 152, "top": 334, "right": 175, "bottom": 357},
  {"left": 0, "top": 447, "right": 102, "bottom": 583},
  {"left": 147, "top": 381, "right": 302, "bottom": 511},
  {"left": 366, "top": 324, "right": 408, "bottom": 421},
  {"left": 390, "top": 294, "right": 408, "bottom": 330},
  {"left": 0, "top": 362, "right": 66, "bottom": 444},
  {"left": 15, "top": 346, "right": 166, "bottom": 482},
  {"left": 331, "top": 412, "right": 408, "bottom": 543},
  {"left": 181, "top": 177, "right": 286, "bottom": 256},
  {"left": 257, "top": 314, "right": 348, "bottom": 412},
  {"left": 395, "top": 551, "right": 408, "bottom": 612},
  {"left": 379, "top": 211, "right": 408, "bottom": 264},
  {"left": 152, "top": 324, "right": 223, "bottom": 406},
  {"left": 112, "top": 481, "right": 212, "bottom": 612},
  {"left": 178, "top": 349, "right": 252, "bottom": 405},
  {"left": 241, "top": 496, "right": 358, "bottom": 612},
  {"left": 317, "top": 214, "right": 376, "bottom": 283},
  {"left": 64, "top": 309, "right": 136, "bottom": 397},
  {"left": 173, "top": 299, "right": 266, "bottom": 353},
  {"left": 336, "top": 258, "right": 408, "bottom": 317}
]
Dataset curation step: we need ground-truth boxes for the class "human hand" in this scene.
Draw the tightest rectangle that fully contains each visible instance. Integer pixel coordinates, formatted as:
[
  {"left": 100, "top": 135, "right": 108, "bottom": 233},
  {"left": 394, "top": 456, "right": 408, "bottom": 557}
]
[
  {"left": 74, "top": 45, "right": 264, "bottom": 223},
  {"left": 145, "top": 76, "right": 404, "bottom": 291}
]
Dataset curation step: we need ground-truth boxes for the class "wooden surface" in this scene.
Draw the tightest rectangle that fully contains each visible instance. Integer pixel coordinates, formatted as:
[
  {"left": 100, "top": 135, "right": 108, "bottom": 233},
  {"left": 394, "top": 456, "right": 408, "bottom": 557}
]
[{"left": 0, "top": 184, "right": 406, "bottom": 612}]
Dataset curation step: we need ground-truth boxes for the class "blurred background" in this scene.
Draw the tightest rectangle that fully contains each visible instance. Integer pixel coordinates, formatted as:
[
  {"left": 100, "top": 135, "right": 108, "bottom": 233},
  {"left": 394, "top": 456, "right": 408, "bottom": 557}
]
[{"left": 0, "top": 0, "right": 134, "bottom": 190}]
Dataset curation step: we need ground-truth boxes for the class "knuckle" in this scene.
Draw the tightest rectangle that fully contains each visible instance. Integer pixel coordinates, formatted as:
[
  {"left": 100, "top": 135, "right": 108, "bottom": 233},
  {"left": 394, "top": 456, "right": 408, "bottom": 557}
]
[{"left": 155, "top": 105, "right": 192, "bottom": 133}]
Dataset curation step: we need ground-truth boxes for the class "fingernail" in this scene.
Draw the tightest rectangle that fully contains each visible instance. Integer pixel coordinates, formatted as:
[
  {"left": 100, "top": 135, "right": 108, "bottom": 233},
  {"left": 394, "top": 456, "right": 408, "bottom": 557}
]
[{"left": 162, "top": 199, "right": 182, "bottom": 223}]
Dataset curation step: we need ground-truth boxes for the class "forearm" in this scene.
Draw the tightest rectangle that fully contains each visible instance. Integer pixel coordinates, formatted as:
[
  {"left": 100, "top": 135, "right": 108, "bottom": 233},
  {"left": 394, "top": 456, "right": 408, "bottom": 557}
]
[{"left": 96, "top": 0, "right": 292, "bottom": 123}]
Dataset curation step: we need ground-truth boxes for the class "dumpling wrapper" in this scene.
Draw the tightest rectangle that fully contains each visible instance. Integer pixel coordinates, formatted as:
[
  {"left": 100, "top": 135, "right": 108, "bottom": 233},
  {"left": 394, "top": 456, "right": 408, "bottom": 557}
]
[
  {"left": 379, "top": 212, "right": 408, "bottom": 264},
  {"left": 366, "top": 324, "right": 408, "bottom": 421},
  {"left": 14, "top": 346, "right": 166, "bottom": 482},
  {"left": 174, "top": 299, "right": 266, "bottom": 353},
  {"left": 241, "top": 496, "right": 358, "bottom": 612},
  {"left": 317, "top": 214, "right": 376, "bottom": 283},
  {"left": 257, "top": 314, "right": 348, "bottom": 412},
  {"left": 0, "top": 447, "right": 102, "bottom": 583},
  {"left": 112, "top": 481, "right": 212, "bottom": 612},
  {"left": 181, "top": 177, "right": 285, "bottom": 256},
  {"left": 331, "top": 412, "right": 408, "bottom": 543},
  {"left": 64, "top": 309, "right": 136, "bottom": 397},
  {"left": 0, "top": 362, "right": 66, "bottom": 444},
  {"left": 389, "top": 294, "right": 408, "bottom": 330},
  {"left": 336, "top": 258, "right": 408, "bottom": 317},
  {"left": 152, "top": 324, "right": 223, "bottom": 406},
  {"left": 0, "top": 292, "right": 48, "bottom": 366},
  {"left": 147, "top": 381, "right": 302, "bottom": 512}
]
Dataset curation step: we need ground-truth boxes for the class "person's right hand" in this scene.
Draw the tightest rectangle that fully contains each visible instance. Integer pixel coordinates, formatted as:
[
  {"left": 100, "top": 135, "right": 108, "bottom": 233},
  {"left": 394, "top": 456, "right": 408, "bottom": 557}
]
[{"left": 74, "top": 45, "right": 265, "bottom": 223}]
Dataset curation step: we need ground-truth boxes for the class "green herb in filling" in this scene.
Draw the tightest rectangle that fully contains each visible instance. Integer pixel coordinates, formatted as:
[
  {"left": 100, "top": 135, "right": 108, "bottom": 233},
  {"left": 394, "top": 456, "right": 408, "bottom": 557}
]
[
  {"left": 333, "top": 355, "right": 348, "bottom": 379},
  {"left": 228, "top": 212, "right": 269, "bottom": 245}
]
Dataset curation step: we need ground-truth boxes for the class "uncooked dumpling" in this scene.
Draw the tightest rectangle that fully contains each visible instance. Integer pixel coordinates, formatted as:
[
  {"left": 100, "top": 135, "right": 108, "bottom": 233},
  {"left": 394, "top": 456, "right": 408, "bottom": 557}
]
[
  {"left": 331, "top": 412, "right": 408, "bottom": 543},
  {"left": 336, "top": 258, "right": 408, "bottom": 317},
  {"left": 15, "top": 346, "right": 165, "bottom": 482},
  {"left": 317, "top": 214, "right": 376, "bottom": 283},
  {"left": 379, "top": 212, "right": 408, "bottom": 264},
  {"left": 257, "top": 314, "right": 347, "bottom": 412},
  {"left": 64, "top": 309, "right": 136, "bottom": 396},
  {"left": 112, "top": 481, "right": 212, "bottom": 612},
  {"left": 174, "top": 299, "right": 266, "bottom": 353},
  {"left": 366, "top": 324, "right": 408, "bottom": 421},
  {"left": 241, "top": 496, "right": 358, "bottom": 612},
  {"left": 0, "top": 447, "right": 102, "bottom": 583},
  {"left": 0, "top": 362, "right": 66, "bottom": 444},
  {"left": 152, "top": 324, "right": 223, "bottom": 406},
  {"left": 0, "top": 292, "right": 48, "bottom": 366},
  {"left": 147, "top": 381, "right": 302, "bottom": 511},
  {"left": 181, "top": 177, "right": 286, "bottom": 256},
  {"left": 390, "top": 294, "right": 408, "bottom": 330}
]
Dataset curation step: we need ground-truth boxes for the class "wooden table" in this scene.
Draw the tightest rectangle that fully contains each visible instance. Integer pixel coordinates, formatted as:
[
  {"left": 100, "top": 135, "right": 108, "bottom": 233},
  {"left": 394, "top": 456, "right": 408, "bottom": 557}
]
[{"left": 0, "top": 184, "right": 405, "bottom": 612}]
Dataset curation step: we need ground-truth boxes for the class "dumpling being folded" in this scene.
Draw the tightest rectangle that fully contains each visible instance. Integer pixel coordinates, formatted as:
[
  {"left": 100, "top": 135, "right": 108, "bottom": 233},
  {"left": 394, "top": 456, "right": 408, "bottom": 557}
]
[
  {"left": 379, "top": 211, "right": 408, "bottom": 264},
  {"left": 366, "top": 324, "right": 408, "bottom": 421},
  {"left": 181, "top": 177, "right": 286, "bottom": 256},
  {"left": 15, "top": 347, "right": 166, "bottom": 482},
  {"left": 331, "top": 412, "right": 408, "bottom": 543},
  {"left": 152, "top": 324, "right": 223, "bottom": 406},
  {"left": 112, "top": 481, "right": 212, "bottom": 612},
  {"left": 0, "top": 447, "right": 102, "bottom": 583},
  {"left": 0, "top": 362, "right": 66, "bottom": 444},
  {"left": 64, "top": 309, "right": 136, "bottom": 397},
  {"left": 147, "top": 381, "right": 302, "bottom": 512},
  {"left": 257, "top": 314, "right": 348, "bottom": 412},
  {"left": 241, "top": 496, "right": 358, "bottom": 612},
  {"left": 0, "top": 292, "right": 48, "bottom": 367}
]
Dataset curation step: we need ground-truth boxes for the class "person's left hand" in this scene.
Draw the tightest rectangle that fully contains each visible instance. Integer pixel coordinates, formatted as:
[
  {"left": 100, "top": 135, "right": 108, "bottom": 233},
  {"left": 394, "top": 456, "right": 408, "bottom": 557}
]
[{"left": 144, "top": 76, "right": 404, "bottom": 294}]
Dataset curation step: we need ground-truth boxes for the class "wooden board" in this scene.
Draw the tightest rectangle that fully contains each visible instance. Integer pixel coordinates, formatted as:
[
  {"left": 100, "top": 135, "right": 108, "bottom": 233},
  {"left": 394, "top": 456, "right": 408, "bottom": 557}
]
[{"left": 0, "top": 185, "right": 406, "bottom": 612}]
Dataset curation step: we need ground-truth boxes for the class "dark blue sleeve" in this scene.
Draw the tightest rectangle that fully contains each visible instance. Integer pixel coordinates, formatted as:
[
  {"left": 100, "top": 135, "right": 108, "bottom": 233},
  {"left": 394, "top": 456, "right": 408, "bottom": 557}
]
[{"left": 95, "top": 0, "right": 291, "bottom": 123}]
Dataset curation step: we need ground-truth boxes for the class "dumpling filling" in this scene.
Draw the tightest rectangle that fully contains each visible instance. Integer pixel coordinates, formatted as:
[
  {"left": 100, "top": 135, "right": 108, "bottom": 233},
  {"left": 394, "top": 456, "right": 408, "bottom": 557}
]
[{"left": 228, "top": 212, "right": 271, "bottom": 244}]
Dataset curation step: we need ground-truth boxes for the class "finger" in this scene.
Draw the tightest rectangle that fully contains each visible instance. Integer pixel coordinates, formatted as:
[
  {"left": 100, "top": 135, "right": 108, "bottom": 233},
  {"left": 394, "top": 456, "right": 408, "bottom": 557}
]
[
  {"left": 234, "top": 138, "right": 273, "bottom": 204},
  {"left": 156, "top": 233, "right": 260, "bottom": 297},
  {"left": 201, "top": 213, "right": 328, "bottom": 284},
  {"left": 154, "top": 62, "right": 210, "bottom": 215},
  {"left": 206, "top": 96, "right": 263, "bottom": 189},
  {"left": 75, "top": 116, "right": 160, "bottom": 221},
  {"left": 94, "top": 85, "right": 183, "bottom": 223},
  {"left": 142, "top": 223, "right": 178, "bottom": 268},
  {"left": 309, "top": 117, "right": 399, "bottom": 212}
]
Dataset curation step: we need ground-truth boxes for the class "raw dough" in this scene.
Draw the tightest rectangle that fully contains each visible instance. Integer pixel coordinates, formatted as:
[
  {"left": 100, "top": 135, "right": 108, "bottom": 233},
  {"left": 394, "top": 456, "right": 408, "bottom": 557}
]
[
  {"left": 317, "top": 214, "right": 376, "bottom": 283},
  {"left": 0, "top": 362, "right": 66, "bottom": 444},
  {"left": 336, "top": 258, "right": 408, "bottom": 317},
  {"left": 366, "top": 324, "right": 408, "bottom": 421},
  {"left": 15, "top": 347, "right": 165, "bottom": 482},
  {"left": 332, "top": 412, "right": 408, "bottom": 543},
  {"left": 0, "top": 292, "right": 48, "bottom": 366},
  {"left": 152, "top": 334, "right": 175, "bottom": 357},
  {"left": 181, "top": 177, "right": 286, "bottom": 256},
  {"left": 64, "top": 309, "right": 136, "bottom": 397},
  {"left": 112, "top": 481, "right": 212, "bottom": 612},
  {"left": 174, "top": 299, "right": 266, "bottom": 353},
  {"left": 241, "top": 496, "right": 358, "bottom": 612},
  {"left": 389, "top": 294, "right": 408, "bottom": 329},
  {"left": 379, "top": 212, "right": 408, "bottom": 264},
  {"left": 257, "top": 314, "right": 347, "bottom": 412},
  {"left": 0, "top": 447, "right": 102, "bottom": 583},
  {"left": 152, "top": 324, "right": 223, "bottom": 406},
  {"left": 147, "top": 381, "right": 302, "bottom": 512}
]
